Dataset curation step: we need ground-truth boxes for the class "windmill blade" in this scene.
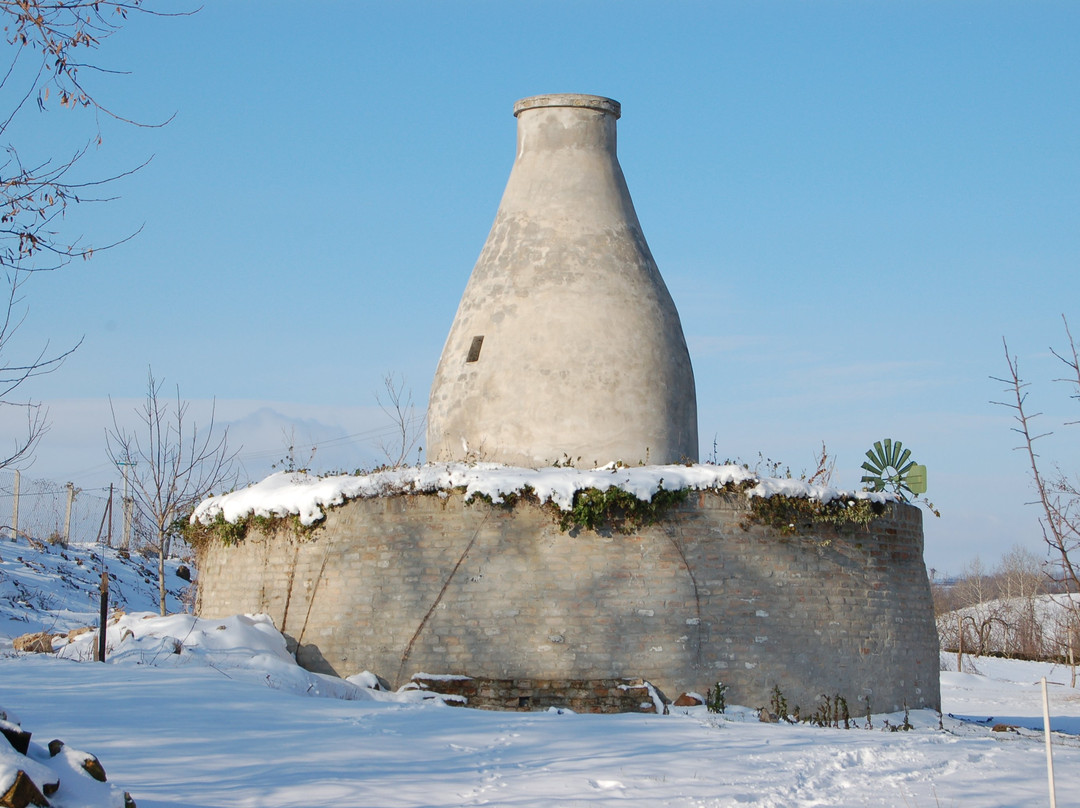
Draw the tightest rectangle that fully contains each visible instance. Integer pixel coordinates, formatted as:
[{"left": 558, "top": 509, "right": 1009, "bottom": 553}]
[
  {"left": 860, "top": 474, "right": 884, "bottom": 491},
  {"left": 906, "top": 464, "right": 928, "bottom": 495},
  {"left": 861, "top": 438, "right": 927, "bottom": 501},
  {"left": 895, "top": 446, "right": 911, "bottom": 470}
]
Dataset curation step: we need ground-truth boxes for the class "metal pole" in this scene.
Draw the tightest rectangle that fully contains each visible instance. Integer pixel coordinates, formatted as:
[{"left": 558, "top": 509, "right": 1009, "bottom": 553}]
[
  {"left": 1042, "top": 677, "right": 1056, "bottom": 808},
  {"left": 63, "top": 482, "right": 75, "bottom": 547},
  {"left": 9, "top": 470, "right": 17, "bottom": 541},
  {"left": 96, "top": 570, "right": 109, "bottom": 663}
]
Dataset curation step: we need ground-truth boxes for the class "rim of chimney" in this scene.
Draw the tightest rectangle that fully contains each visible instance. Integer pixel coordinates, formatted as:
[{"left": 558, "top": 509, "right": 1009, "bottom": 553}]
[{"left": 513, "top": 94, "right": 621, "bottom": 119}]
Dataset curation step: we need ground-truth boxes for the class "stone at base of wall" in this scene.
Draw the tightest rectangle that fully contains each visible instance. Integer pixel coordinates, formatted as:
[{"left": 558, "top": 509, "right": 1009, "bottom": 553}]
[{"left": 409, "top": 674, "right": 666, "bottom": 713}]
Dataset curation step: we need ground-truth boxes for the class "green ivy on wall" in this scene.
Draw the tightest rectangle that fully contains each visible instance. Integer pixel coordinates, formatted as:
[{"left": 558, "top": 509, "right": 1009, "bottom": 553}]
[{"left": 190, "top": 482, "right": 892, "bottom": 548}]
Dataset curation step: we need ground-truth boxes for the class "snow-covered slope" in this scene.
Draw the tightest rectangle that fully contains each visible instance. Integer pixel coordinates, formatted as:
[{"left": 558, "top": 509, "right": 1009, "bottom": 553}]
[{"left": 0, "top": 536, "right": 190, "bottom": 645}]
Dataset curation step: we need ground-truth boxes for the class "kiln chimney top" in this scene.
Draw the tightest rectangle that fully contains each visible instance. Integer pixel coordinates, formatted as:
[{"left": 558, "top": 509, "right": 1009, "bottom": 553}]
[{"left": 513, "top": 93, "right": 621, "bottom": 119}]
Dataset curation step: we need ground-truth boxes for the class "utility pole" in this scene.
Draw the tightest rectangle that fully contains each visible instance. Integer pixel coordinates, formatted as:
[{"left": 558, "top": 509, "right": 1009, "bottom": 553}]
[
  {"left": 63, "top": 482, "right": 75, "bottom": 547},
  {"left": 96, "top": 486, "right": 112, "bottom": 663},
  {"left": 117, "top": 459, "right": 136, "bottom": 550}
]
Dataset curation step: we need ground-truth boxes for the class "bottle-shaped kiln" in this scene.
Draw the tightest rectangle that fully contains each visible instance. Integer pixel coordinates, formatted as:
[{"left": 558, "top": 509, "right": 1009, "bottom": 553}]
[{"left": 427, "top": 94, "right": 698, "bottom": 467}]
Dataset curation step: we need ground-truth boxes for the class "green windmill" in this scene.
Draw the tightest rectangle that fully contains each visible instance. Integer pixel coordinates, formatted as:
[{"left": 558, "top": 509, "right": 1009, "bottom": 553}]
[{"left": 860, "top": 439, "right": 927, "bottom": 501}]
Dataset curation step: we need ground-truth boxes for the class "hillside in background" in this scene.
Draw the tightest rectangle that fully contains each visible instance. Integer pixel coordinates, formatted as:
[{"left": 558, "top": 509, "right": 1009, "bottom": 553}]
[{"left": 0, "top": 535, "right": 189, "bottom": 641}]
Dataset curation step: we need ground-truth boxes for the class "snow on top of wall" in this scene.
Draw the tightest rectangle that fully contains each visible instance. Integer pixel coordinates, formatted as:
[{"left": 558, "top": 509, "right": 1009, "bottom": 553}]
[{"left": 192, "top": 463, "right": 896, "bottom": 527}]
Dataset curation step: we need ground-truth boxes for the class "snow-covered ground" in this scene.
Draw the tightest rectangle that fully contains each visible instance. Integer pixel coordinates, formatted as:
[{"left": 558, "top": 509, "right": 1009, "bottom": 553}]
[{"left": 3, "top": 536, "right": 1079, "bottom": 807}]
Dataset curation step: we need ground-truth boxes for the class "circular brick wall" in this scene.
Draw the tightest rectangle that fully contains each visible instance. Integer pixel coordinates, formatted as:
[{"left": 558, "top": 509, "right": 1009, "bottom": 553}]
[{"left": 196, "top": 490, "right": 939, "bottom": 713}]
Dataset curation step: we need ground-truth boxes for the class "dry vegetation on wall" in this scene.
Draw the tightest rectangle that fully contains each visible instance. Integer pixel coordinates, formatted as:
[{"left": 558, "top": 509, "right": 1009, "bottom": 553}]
[
  {"left": 186, "top": 478, "right": 896, "bottom": 550},
  {"left": 183, "top": 512, "right": 310, "bottom": 551},
  {"left": 466, "top": 484, "right": 692, "bottom": 534},
  {"left": 747, "top": 494, "right": 887, "bottom": 534}
]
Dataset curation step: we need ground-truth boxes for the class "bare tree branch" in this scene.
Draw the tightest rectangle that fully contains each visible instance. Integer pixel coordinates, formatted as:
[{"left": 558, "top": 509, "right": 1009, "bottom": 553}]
[
  {"left": 994, "top": 321, "right": 1080, "bottom": 682},
  {"left": 0, "top": 1, "right": 185, "bottom": 470},
  {"left": 1051, "top": 314, "right": 1080, "bottom": 422},
  {"left": 375, "top": 372, "right": 425, "bottom": 469},
  {"left": 107, "top": 368, "right": 238, "bottom": 614}
]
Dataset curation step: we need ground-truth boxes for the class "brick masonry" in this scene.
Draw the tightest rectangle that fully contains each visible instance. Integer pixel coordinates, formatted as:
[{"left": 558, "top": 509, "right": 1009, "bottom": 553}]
[
  {"left": 195, "top": 490, "right": 940, "bottom": 713},
  {"left": 408, "top": 674, "right": 664, "bottom": 713}
]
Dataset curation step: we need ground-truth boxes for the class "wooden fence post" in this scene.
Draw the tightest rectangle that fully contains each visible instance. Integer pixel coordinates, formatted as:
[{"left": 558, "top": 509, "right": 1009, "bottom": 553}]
[
  {"left": 95, "top": 489, "right": 113, "bottom": 663},
  {"left": 97, "top": 571, "right": 109, "bottom": 663},
  {"left": 63, "top": 482, "right": 75, "bottom": 547}
]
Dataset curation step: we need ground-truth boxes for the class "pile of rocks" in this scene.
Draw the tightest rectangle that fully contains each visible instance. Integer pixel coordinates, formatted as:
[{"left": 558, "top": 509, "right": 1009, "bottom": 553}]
[
  {"left": 13, "top": 611, "right": 132, "bottom": 659},
  {"left": 0, "top": 707, "right": 134, "bottom": 808},
  {"left": 12, "top": 628, "right": 88, "bottom": 655}
]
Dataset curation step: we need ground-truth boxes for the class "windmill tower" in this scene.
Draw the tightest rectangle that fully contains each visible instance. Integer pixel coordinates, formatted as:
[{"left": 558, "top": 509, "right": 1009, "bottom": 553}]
[{"left": 427, "top": 94, "right": 697, "bottom": 467}]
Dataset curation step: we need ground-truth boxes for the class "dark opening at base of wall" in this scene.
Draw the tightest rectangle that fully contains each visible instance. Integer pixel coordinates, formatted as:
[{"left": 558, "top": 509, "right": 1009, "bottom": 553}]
[{"left": 409, "top": 674, "right": 665, "bottom": 713}]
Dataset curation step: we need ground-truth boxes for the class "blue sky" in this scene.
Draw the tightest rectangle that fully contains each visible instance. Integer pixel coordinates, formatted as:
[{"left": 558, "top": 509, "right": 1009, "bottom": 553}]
[{"left": 5, "top": 1, "right": 1079, "bottom": 573}]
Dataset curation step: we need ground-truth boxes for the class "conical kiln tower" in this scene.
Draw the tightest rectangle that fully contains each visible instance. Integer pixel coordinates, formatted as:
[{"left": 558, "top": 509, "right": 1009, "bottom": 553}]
[
  {"left": 427, "top": 93, "right": 698, "bottom": 467},
  {"left": 196, "top": 94, "right": 940, "bottom": 716}
]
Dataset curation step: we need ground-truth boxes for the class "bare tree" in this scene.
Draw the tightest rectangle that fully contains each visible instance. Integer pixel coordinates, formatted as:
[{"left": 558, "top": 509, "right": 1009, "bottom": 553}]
[
  {"left": 995, "top": 315, "right": 1080, "bottom": 683},
  {"left": 946, "top": 556, "right": 1009, "bottom": 657},
  {"left": 1, "top": 1, "right": 179, "bottom": 469},
  {"left": 996, "top": 545, "right": 1046, "bottom": 658},
  {"left": 375, "top": 372, "right": 424, "bottom": 468},
  {"left": 107, "top": 369, "right": 237, "bottom": 614},
  {"left": 271, "top": 426, "right": 317, "bottom": 473}
]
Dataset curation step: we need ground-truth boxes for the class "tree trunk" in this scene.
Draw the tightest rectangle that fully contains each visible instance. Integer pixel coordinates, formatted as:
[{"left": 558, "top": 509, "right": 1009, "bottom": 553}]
[{"left": 158, "top": 527, "right": 167, "bottom": 616}]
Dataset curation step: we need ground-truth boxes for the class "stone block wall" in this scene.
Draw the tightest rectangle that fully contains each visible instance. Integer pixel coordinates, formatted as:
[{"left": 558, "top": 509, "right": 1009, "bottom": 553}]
[
  {"left": 195, "top": 490, "right": 939, "bottom": 713},
  {"left": 409, "top": 674, "right": 664, "bottom": 713}
]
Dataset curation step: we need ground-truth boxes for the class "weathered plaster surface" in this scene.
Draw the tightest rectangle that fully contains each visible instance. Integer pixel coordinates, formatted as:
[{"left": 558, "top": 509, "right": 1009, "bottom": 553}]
[{"left": 427, "top": 94, "right": 698, "bottom": 466}]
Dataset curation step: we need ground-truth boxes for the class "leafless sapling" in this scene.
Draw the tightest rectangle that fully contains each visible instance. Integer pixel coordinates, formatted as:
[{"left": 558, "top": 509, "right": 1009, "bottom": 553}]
[
  {"left": 375, "top": 372, "right": 424, "bottom": 468},
  {"left": 994, "top": 316, "right": 1080, "bottom": 684},
  {"left": 106, "top": 369, "right": 237, "bottom": 615}
]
